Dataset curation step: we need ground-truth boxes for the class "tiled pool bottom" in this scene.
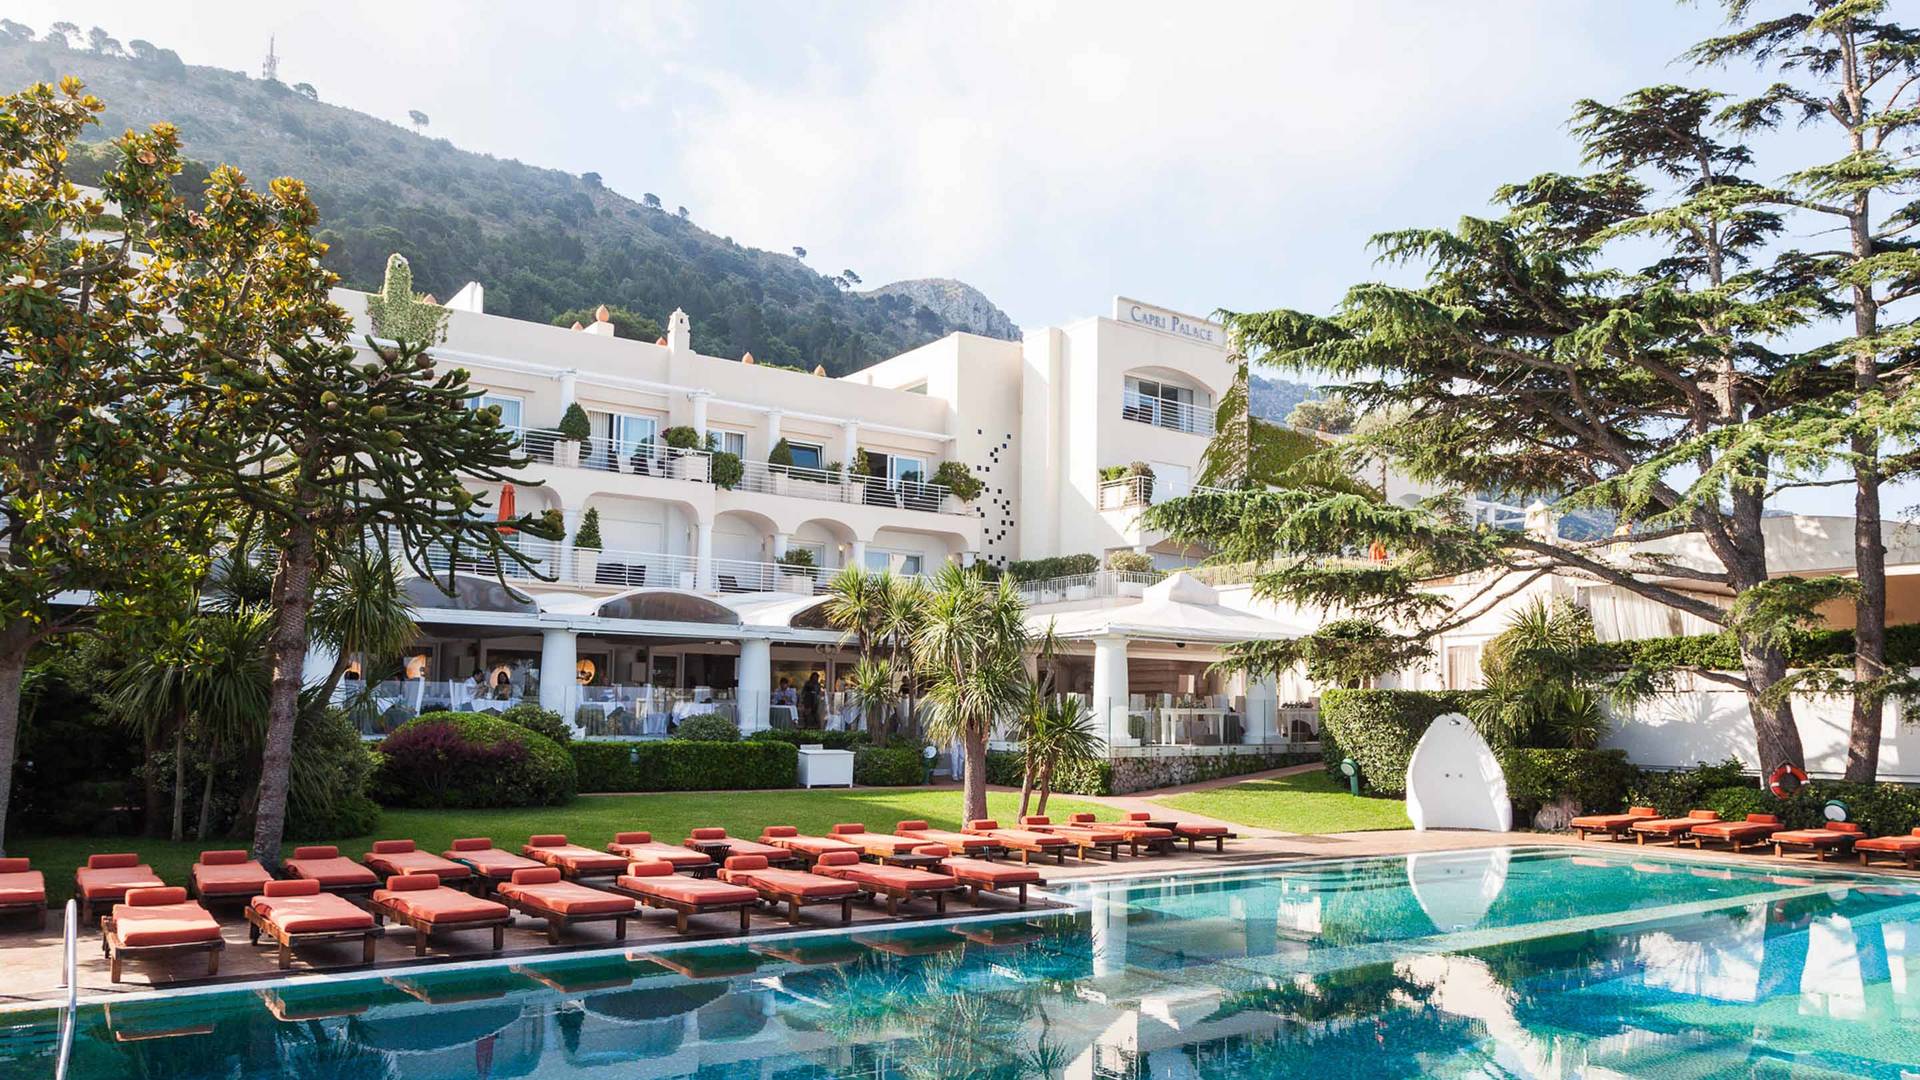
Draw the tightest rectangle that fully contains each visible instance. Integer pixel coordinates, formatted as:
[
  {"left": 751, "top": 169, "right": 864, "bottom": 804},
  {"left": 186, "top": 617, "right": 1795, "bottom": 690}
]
[{"left": 5, "top": 846, "right": 1920, "bottom": 1078}]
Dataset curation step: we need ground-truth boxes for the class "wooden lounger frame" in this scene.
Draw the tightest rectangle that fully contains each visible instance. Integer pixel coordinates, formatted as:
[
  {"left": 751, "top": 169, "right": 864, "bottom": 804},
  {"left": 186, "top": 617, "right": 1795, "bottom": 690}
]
[
  {"left": 1174, "top": 830, "right": 1236, "bottom": 853},
  {"left": 1571, "top": 819, "right": 1642, "bottom": 842},
  {"left": 0, "top": 899, "right": 45, "bottom": 928},
  {"left": 853, "top": 877, "right": 965, "bottom": 916},
  {"left": 367, "top": 897, "right": 510, "bottom": 957},
  {"left": 1772, "top": 835, "right": 1858, "bottom": 862},
  {"left": 746, "top": 885, "right": 854, "bottom": 925},
  {"left": 497, "top": 892, "right": 631, "bottom": 945},
  {"left": 243, "top": 906, "right": 379, "bottom": 970},
  {"left": 100, "top": 916, "right": 223, "bottom": 983},
  {"left": 948, "top": 876, "right": 1044, "bottom": 909},
  {"left": 608, "top": 882, "right": 756, "bottom": 934},
  {"left": 1859, "top": 845, "right": 1920, "bottom": 870}
]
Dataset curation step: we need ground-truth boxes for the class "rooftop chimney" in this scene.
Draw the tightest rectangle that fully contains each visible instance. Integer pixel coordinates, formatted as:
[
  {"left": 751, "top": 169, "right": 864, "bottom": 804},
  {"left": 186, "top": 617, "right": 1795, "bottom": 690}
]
[
  {"left": 445, "top": 281, "right": 485, "bottom": 313},
  {"left": 667, "top": 308, "right": 691, "bottom": 353},
  {"left": 584, "top": 303, "right": 616, "bottom": 337}
]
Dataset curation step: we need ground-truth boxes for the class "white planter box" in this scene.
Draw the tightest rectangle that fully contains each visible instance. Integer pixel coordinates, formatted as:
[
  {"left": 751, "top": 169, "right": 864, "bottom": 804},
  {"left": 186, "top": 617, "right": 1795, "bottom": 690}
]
[
  {"left": 796, "top": 745, "right": 855, "bottom": 788},
  {"left": 574, "top": 548, "right": 600, "bottom": 583},
  {"left": 780, "top": 570, "right": 814, "bottom": 594},
  {"left": 678, "top": 570, "right": 697, "bottom": 591},
  {"left": 678, "top": 455, "right": 710, "bottom": 483},
  {"left": 1117, "top": 582, "right": 1146, "bottom": 598},
  {"left": 555, "top": 440, "right": 581, "bottom": 469}
]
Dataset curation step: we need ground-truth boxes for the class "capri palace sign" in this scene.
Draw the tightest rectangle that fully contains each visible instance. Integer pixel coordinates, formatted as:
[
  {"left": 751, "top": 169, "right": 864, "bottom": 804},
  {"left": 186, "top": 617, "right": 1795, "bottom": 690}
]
[{"left": 1113, "top": 296, "right": 1226, "bottom": 348}]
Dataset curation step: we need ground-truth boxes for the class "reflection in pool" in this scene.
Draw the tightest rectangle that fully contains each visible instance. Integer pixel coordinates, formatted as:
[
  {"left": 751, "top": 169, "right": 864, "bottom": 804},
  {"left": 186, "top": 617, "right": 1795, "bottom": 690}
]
[{"left": 6, "top": 847, "right": 1920, "bottom": 1077}]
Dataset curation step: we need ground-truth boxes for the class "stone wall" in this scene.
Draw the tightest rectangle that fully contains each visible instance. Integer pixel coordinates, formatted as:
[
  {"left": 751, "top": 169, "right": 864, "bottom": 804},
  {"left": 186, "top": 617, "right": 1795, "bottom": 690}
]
[{"left": 1108, "top": 749, "right": 1317, "bottom": 794}]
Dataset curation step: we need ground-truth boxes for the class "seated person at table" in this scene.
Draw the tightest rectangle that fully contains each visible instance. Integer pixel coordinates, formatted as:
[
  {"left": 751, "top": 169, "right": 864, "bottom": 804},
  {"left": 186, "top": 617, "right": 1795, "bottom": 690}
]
[{"left": 773, "top": 678, "right": 796, "bottom": 707}]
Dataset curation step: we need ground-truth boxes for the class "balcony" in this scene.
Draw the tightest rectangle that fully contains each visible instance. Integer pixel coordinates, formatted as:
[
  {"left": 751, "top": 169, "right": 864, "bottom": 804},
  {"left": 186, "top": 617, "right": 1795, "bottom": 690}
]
[
  {"left": 1121, "top": 390, "right": 1214, "bottom": 436},
  {"left": 407, "top": 532, "right": 825, "bottom": 595},
  {"left": 1016, "top": 570, "right": 1164, "bottom": 605},
  {"left": 1098, "top": 474, "right": 1160, "bottom": 511}
]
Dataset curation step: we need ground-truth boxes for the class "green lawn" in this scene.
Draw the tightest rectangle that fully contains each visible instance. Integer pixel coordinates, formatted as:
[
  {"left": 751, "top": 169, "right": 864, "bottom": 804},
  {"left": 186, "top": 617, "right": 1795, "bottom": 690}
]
[
  {"left": 16, "top": 788, "right": 1109, "bottom": 905},
  {"left": 1156, "top": 771, "right": 1411, "bottom": 834}
]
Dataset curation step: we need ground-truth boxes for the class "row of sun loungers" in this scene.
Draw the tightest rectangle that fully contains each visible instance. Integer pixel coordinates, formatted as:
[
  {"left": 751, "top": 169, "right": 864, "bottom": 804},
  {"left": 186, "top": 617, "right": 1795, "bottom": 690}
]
[
  {"left": 1568, "top": 806, "right": 1919, "bottom": 864},
  {"left": 7, "top": 810, "right": 1239, "bottom": 983}
]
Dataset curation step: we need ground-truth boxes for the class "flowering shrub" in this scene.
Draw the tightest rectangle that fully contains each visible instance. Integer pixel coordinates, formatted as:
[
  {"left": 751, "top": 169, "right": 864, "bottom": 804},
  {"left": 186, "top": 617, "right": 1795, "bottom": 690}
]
[{"left": 375, "top": 712, "right": 575, "bottom": 808}]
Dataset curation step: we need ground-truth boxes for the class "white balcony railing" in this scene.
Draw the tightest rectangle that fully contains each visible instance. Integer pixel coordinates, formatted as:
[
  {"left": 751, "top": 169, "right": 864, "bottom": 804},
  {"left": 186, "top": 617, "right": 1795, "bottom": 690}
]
[
  {"left": 1121, "top": 390, "right": 1215, "bottom": 436},
  {"left": 1098, "top": 474, "right": 1158, "bottom": 511},
  {"left": 1016, "top": 569, "right": 1164, "bottom": 605}
]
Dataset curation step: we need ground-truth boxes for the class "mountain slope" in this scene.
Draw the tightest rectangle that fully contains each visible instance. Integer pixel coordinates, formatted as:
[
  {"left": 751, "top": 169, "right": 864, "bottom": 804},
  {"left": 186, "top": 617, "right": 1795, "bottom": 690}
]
[{"left": 0, "top": 37, "right": 1019, "bottom": 372}]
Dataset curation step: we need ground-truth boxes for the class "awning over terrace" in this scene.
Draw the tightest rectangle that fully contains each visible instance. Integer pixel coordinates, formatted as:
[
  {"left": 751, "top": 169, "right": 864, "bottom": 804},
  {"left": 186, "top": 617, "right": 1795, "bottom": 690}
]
[{"left": 1028, "top": 573, "right": 1297, "bottom": 644}]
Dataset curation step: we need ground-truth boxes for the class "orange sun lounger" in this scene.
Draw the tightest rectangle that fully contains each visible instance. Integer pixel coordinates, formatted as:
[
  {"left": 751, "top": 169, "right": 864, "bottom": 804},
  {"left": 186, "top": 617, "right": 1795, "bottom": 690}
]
[
  {"left": 188, "top": 850, "right": 274, "bottom": 906},
  {"left": 894, "top": 820, "right": 1001, "bottom": 857},
  {"left": 964, "top": 820, "right": 1071, "bottom": 864},
  {"left": 102, "top": 886, "right": 223, "bottom": 983},
  {"left": 75, "top": 853, "right": 166, "bottom": 924},
  {"left": 810, "top": 850, "right": 966, "bottom": 915},
  {"left": 1066, "top": 813, "right": 1175, "bottom": 855},
  {"left": 684, "top": 827, "right": 800, "bottom": 865},
  {"left": 0, "top": 858, "right": 46, "bottom": 927},
  {"left": 759, "top": 825, "right": 863, "bottom": 863},
  {"left": 916, "top": 844, "right": 1046, "bottom": 908},
  {"left": 606, "top": 831, "right": 713, "bottom": 874},
  {"left": 612, "top": 860, "right": 760, "bottom": 933},
  {"left": 1772, "top": 821, "right": 1864, "bottom": 861},
  {"left": 368, "top": 874, "right": 512, "bottom": 956},
  {"left": 1856, "top": 828, "right": 1920, "bottom": 869},
  {"left": 496, "top": 868, "right": 635, "bottom": 944},
  {"left": 443, "top": 837, "right": 545, "bottom": 891},
  {"left": 717, "top": 854, "right": 859, "bottom": 925},
  {"left": 1630, "top": 810, "right": 1720, "bottom": 845},
  {"left": 1020, "top": 816, "right": 1126, "bottom": 861},
  {"left": 521, "top": 835, "right": 628, "bottom": 880},
  {"left": 826, "top": 823, "right": 931, "bottom": 860},
  {"left": 363, "top": 840, "right": 472, "bottom": 884},
  {"left": 1123, "top": 811, "right": 1235, "bottom": 852},
  {"left": 244, "top": 878, "right": 379, "bottom": 970},
  {"left": 1688, "top": 814, "right": 1783, "bottom": 852},
  {"left": 282, "top": 846, "right": 380, "bottom": 894},
  {"left": 1569, "top": 806, "right": 1659, "bottom": 841}
]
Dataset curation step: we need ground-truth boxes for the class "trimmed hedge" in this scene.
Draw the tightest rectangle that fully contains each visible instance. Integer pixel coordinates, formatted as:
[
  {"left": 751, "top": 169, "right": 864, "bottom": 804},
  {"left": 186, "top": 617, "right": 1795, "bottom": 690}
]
[
  {"left": 498, "top": 703, "right": 572, "bottom": 745},
  {"left": 1499, "top": 748, "right": 1634, "bottom": 819},
  {"left": 1603, "top": 621, "right": 1920, "bottom": 672},
  {"left": 984, "top": 751, "right": 1115, "bottom": 796},
  {"left": 674, "top": 715, "right": 739, "bottom": 742},
  {"left": 747, "top": 729, "right": 869, "bottom": 751},
  {"left": 854, "top": 745, "right": 925, "bottom": 786},
  {"left": 1318, "top": 689, "right": 1480, "bottom": 797},
  {"left": 1005, "top": 554, "right": 1100, "bottom": 582},
  {"left": 374, "top": 712, "right": 576, "bottom": 808},
  {"left": 570, "top": 739, "right": 798, "bottom": 793}
]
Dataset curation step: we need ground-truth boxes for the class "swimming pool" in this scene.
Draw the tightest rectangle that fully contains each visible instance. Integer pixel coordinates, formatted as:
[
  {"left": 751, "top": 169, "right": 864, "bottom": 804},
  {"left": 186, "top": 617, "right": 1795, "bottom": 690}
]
[{"left": 4, "top": 846, "right": 1918, "bottom": 1077}]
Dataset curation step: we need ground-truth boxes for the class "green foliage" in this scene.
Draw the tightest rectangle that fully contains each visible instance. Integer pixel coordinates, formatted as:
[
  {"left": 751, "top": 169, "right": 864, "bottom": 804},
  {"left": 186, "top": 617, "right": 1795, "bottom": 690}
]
[
  {"left": 660, "top": 425, "right": 702, "bottom": 450},
  {"left": 574, "top": 507, "right": 604, "bottom": 551},
  {"left": 374, "top": 712, "right": 576, "bottom": 808},
  {"left": 854, "top": 745, "right": 924, "bottom": 786},
  {"left": 674, "top": 714, "right": 739, "bottom": 742},
  {"left": 1287, "top": 397, "right": 1355, "bottom": 434},
  {"left": 1624, "top": 759, "right": 1751, "bottom": 817},
  {"left": 1468, "top": 600, "right": 1610, "bottom": 750},
  {"left": 1316, "top": 689, "right": 1481, "bottom": 797},
  {"left": 287, "top": 707, "right": 381, "bottom": 840},
  {"left": 985, "top": 751, "right": 1113, "bottom": 796},
  {"left": 768, "top": 438, "right": 795, "bottom": 467},
  {"left": 748, "top": 729, "right": 869, "bottom": 750},
  {"left": 1203, "top": 362, "right": 1374, "bottom": 495},
  {"left": 557, "top": 402, "right": 591, "bottom": 441},
  {"left": 497, "top": 703, "right": 572, "bottom": 745},
  {"left": 1005, "top": 554, "right": 1100, "bottom": 582},
  {"left": 1629, "top": 762, "right": 1920, "bottom": 840},
  {"left": 1105, "top": 551, "right": 1154, "bottom": 573},
  {"left": 711, "top": 451, "right": 744, "bottom": 490},
  {"left": 570, "top": 739, "right": 797, "bottom": 793},
  {"left": 932, "top": 460, "right": 983, "bottom": 502},
  {"left": 1701, "top": 785, "right": 1775, "bottom": 824},
  {"left": 776, "top": 548, "right": 818, "bottom": 569},
  {"left": 1498, "top": 748, "right": 1633, "bottom": 819},
  {"left": 365, "top": 253, "right": 448, "bottom": 345},
  {"left": 551, "top": 305, "right": 661, "bottom": 341}
]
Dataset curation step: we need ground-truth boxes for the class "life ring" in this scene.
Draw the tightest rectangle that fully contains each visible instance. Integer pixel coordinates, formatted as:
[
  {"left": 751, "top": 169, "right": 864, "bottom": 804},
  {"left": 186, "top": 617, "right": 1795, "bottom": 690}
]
[{"left": 1768, "top": 763, "right": 1808, "bottom": 800}]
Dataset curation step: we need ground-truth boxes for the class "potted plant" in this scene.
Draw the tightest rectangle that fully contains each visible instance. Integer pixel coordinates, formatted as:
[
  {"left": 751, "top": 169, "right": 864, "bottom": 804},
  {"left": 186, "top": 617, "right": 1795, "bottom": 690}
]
[
  {"left": 711, "top": 450, "right": 744, "bottom": 490},
  {"left": 768, "top": 438, "right": 795, "bottom": 495},
  {"left": 932, "top": 460, "right": 983, "bottom": 505},
  {"left": 776, "top": 548, "right": 817, "bottom": 593},
  {"left": 661, "top": 425, "right": 709, "bottom": 482},
  {"left": 1127, "top": 462, "right": 1156, "bottom": 505},
  {"left": 573, "top": 507, "right": 604, "bottom": 582},
  {"left": 555, "top": 402, "right": 590, "bottom": 468}
]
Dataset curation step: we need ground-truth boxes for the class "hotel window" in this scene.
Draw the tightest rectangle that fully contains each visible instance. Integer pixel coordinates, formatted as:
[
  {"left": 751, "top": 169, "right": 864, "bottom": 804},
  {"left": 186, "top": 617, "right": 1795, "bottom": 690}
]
[
  {"left": 1123, "top": 377, "right": 1210, "bottom": 434},
  {"left": 710, "top": 429, "right": 747, "bottom": 457},
  {"left": 786, "top": 441, "right": 824, "bottom": 471}
]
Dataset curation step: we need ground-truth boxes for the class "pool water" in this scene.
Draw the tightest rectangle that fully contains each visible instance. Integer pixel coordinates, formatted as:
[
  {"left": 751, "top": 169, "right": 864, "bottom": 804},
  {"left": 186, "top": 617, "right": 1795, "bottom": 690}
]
[{"left": 5, "top": 846, "right": 1919, "bottom": 1078}]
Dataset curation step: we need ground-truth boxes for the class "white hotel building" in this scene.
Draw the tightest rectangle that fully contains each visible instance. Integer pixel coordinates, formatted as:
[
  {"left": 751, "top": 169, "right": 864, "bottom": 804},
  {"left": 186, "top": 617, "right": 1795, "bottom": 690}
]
[{"left": 335, "top": 281, "right": 1316, "bottom": 785}]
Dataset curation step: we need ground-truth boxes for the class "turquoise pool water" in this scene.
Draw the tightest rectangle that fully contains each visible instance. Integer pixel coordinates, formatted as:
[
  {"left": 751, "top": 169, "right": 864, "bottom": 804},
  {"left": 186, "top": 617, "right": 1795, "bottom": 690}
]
[{"left": 4, "top": 846, "right": 1919, "bottom": 1078}]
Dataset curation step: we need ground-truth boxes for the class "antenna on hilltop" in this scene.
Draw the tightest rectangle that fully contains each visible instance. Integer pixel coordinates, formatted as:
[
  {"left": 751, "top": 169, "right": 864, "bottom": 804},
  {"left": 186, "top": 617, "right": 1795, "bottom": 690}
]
[{"left": 261, "top": 36, "right": 279, "bottom": 82}]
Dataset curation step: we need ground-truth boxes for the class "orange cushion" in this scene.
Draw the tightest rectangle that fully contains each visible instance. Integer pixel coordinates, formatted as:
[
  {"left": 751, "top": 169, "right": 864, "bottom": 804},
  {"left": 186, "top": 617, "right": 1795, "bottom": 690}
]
[
  {"left": 1125, "top": 812, "right": 1151, "bottom": 821},
  {"left": 829, "top": 823, "right": 864, "bottom": 835},
  {"left": 618, "top": 873, "right": 757, "bottom": 905},
  {"left": 1856, "top": 834, "right": 1920, "bottom": 851},
  {"left": 87, "top": 853, "right": 141, "bottom": 870},
  {"left": 967, "top": 819, "right": 1000, "bottom": 830},
  {"left": 724, "top": 855, "right": 768, "bottom": 871},
  {"left": 1687, "top": 810, "right": 1721, "bottom": 821},
  {"left": 1020, "top": 816, "right": 1051, "bottom": 826},
  {"left": 916, "top": 844, "right": 951, "bottom": 858},
  {"left": 943, "top": 856, "right": 1041, "bottom": 885},
  {"left": 448, "top": 837, "right": 494, "bottom": 852},
  {"left": 897, "top": 820, "right": 931, "bottom": 831},
  {"left": 371, "top": 840, "right": 415, "bottom": 854},
  {"left": 525, "top": 844, "right": 626, "bottom": 874},
  {"left": 609, "top": 840, "right": 710, "bottom": 868},
  {"left": 613, "top": 831, "right": 653, "bottom": 844},
  {"left": 367, "top": 850, "right": 471, "bottom": 880},
  {"left": 745, "top": 868, "right": 858, "bottom": 899},
  {"left": 0, "top": 870, "right": 45, "bottom": 906},
  {"left": 292, "top": 846, "right": 339, "bottom": 859},
  {"left": 113, "top": 897, "right": 220, "bottom": 947},
  {"left": 835, "top": 863, "right": 950, "bottom": 890},
  {"left": 375, "top": 884, "right": 508, "bottom": 924},
  {"left": 499, "top": 878, "right": 634, "bottom": 916},
  {"left": 688, "top": 827, "right": 728, "bottom": 840},
  {"left": 252, "top": 891, "right": 376, "bottom": 934},
  {"left": 511, "top": 867, "right": 563, "bottom": 886},
  {"left": 76, "top": 864, "right": 164, "bottom": 899},
  {"left": 285, "top": 856, "right": 377, "bottom": 888},
  {"left": 1628, "top": 806, "right": 1657, "bottom": 817},
  {"left": 263, "top": 879, "right": 320, "bottom": 897},
  {"left": 762, "top": 825, "right": 799, "bottom": 838},
  {"left": 816, "top": 850, "right": 861, "bottom": 867},
  {"left": 1175, "top": 824, "right": 1230, "bottom": 838},
  {"left": 0, "top": 858, "right": 27, "bottom": 873},
  {"left": 527, "top": 834, "right": 569, "bottom": 847},
  {"left": 192, "top": 859, "right": 273, "bottom": 896},
  {"left": 198, "top": 850, "right": 250, "bottom": 866}
]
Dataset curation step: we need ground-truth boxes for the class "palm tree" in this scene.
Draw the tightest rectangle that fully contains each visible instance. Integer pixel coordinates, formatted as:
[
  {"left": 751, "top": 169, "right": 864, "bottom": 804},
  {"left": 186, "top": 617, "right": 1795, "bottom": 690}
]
[
  {"left": 106, "top": 617, "right": 197, "bottom": 839},
  {"left": 917, "top": 564, "right": 1030, "bottom": 823},
  {"left": 1022, "top": 695, "right": 1101, "bottom": 815},
  {"left": 878, "top": 574, "right": 928, "bottom": 738},
  {"left": 846, "top": 656, "right": 895, "bottom": 745},
  {"left": 309, "top": 545, "right": 419, "bottom": 705},
  {"left": 1468, "top": 597, "right": 1608, "bottom": 748},
  {"left": 823, "top": 564, "right": 887, "bottom": 660}
]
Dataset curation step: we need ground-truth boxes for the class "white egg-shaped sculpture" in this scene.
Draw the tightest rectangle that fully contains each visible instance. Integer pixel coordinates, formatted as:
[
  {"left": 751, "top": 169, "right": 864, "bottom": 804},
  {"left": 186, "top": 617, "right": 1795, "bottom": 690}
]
[{"left": 1405, "top": 712, "right": 1511, "bottom": 832}]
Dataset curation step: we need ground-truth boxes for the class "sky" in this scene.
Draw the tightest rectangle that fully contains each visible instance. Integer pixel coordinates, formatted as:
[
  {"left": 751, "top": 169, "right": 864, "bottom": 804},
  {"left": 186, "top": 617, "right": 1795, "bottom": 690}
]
[{"left": 11, "top": 1, "right": 1896, "bottom": 516}]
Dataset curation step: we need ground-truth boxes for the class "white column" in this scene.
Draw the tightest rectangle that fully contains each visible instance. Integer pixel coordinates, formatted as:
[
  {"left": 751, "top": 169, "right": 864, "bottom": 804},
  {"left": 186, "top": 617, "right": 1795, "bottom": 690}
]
[
  {"left": 849, "top": 539, "right": 868, "bottom": 573},
  {"left": 559, "top": 506, "right": 582, "bottom": 583},
  {"left": 839, "top": 421, "right": 858, "bottom": 466},
  {"left": 959, "top": 550, "right": 978, "bottom": 568},
  {"left": 737, "top": 637, "right": 771, "bottom": 732},
  {"left": 539, "top": 628, "right": 578, "bottom": 719},
  {"left": 695, "top": 519, "right": 714, "bottom": 591},
  {"left": 690, "top": 391, "right": 710, "bottom": 443},
  {"left": 1092, "top": 636, "right": 1130, "bottom": 746},
  {"left": 1246, "top": 673, "right": 1278, "bottom": 745},
  {"left": 558, "top": 370, "right": 578, "bottom": 408},
  {"left": 302, "top": 640, "right": 339, "bottom": 690},
  {"left": 766, "top": 410, "right": 784, "bottom": 453},
  {"left": 771, "top": 532, "right": 789, "bottom": 558}
]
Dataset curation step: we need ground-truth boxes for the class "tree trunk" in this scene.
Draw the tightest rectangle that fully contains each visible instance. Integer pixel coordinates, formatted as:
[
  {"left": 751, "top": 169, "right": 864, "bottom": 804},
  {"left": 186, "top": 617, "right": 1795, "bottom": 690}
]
[
  {"left": 142, "top": 724, "right": 163, "bottom": 837},
  {"left": 0, "top": 641, "right": 27, "bottom": 856},
  {"left": 170, "top": 720, "right": 186, "bottom": 842},
  {"left": 961, "top": 726, "right": 989, "bottom": 825},
  {"left": 1741, "top": 635, "right": 1806, "bottom": 782},
  {"left": 196, "top": 735, "right": 219, "bottom": 841},
  {"left": 1036, "top": 763, "right": 1054, "bottom": 816},
  {"left": 1017, "top": 761, "right": 1034, "bottom": 819},
  {"left": 251, "top": 526, "right": 319, "bottom": 868},
  {"left": 1848, "top": 436, "right": 1887, "bottom": 783}
]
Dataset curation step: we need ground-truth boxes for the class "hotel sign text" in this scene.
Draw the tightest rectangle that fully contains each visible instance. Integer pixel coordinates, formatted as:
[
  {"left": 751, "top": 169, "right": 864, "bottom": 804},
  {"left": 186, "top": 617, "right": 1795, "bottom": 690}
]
[{"left": 1114, "top": 297, "right": 1225, "bottom": 348}]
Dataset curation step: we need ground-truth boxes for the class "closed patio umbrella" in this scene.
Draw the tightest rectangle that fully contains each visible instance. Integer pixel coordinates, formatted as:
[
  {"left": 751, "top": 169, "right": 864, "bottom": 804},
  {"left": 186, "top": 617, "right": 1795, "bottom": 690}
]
[{"left": 495, "top": 483, "right": 517, "bottom": 534}]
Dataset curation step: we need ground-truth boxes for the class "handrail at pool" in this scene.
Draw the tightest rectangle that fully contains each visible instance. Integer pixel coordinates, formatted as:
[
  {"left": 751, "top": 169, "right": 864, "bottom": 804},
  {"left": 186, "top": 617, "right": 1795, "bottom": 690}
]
[{"left": 55, "top": 897, "right": 76, "bottom": 1080}]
